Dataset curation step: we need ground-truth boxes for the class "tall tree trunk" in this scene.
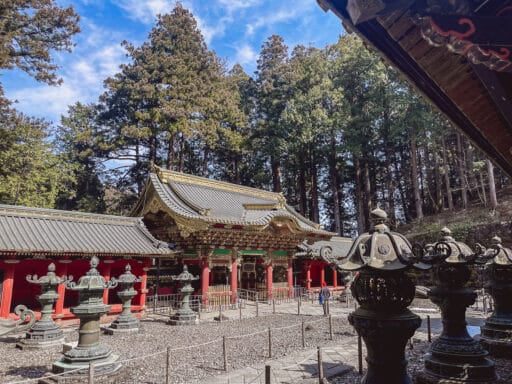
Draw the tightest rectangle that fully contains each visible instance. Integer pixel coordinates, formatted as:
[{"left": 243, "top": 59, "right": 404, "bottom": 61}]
[
  {"left": 178, "top": 136, "right": 185, "bottom": 172},
  {"left": 310, "top": 148, "right": 320, "bottom": 223},
  {"left": 355, "top": 156, "right": 365, "bottom": 234},
  {"left": 167, "top": 133, "right": 175, "bottom": 170},
  {"left": 135, "top": 143, "right": 143, "bottom": 195},
  {"left": 434, "top": 146, "right": 443, "bottom": 213},
  {"left": 479, "top": 169, "right": 487, "bottom": 206},
  {"left": 442, "top": 137, "right": 454, "bottom": 211},
  {"left": 410, "top": 138, "right": 424, "bottom": 219},
  {"left": 486, "top": 159, "right": 498, "bottom": 210},
  {"left": 270, "top": 155, "right": 282, "bottom": 192},
  {"left": 298, "top": 154, "right": 308, "bottom": 217},
  {"left": 202, "top": 145, "right": 209, "bottom": 176},
  {"left": 329, "top": 134, "right": 342, "bottom": 235},
  {"left": 456, "top": 133, "right": 468, "bottom": 209},
  {"left": 234, "top": 155, "right": 240, "bottom": 184},
  {"left": 149, "top": 136, "right": 157, "bottom": 165},
  {"left": 363, "top": 159, "right": 372, "bottom": 229}
]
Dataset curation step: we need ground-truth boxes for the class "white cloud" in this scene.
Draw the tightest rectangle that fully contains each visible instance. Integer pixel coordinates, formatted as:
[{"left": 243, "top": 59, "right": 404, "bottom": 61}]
[
  {"left": 215, "top": 0, "right": 261, "bottom": 13},
  {"left": 234, "top": 44, "right": 257, "bottom": 65},
  {"left": 245, "top": 0, "right": 314, "bottom": 35},
  {"left": 112, "top": 0, "right": 180, "bottom": 24},
  {"left": 10, "top": 83, "right": 84, "bottom": 121}
]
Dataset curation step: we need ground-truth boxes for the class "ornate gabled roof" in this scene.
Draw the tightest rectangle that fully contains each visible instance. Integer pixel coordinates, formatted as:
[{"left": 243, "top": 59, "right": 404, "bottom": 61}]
[
  {"left": 0, "top": 204, "right": 173, "bottom": 257},
  {"left": 132, "top": 167, "right": 334, "bottom": 238}
]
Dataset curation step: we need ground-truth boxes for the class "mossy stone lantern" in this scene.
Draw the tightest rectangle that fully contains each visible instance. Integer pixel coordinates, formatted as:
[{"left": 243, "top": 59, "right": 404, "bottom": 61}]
[
  {"left": 477, "top": 236, "right": 512, "bottom": 358},
  {"left": 51, "top": 256, "right": 121, "bottom": 377},
  {"left": 169, "top": 265, "right": 199, "bottom": 326},
  {"left": 17, "top": 263, "right": 70, "bottom": 350},
  {"left": 328, "top": 208, "right": 428, "bottom": 384},
  {"left": 106, "top": 264, "right": 142, "bottom": 334},
  {"left": 415, "top": 227, "right": 497, "bottom": 384}
]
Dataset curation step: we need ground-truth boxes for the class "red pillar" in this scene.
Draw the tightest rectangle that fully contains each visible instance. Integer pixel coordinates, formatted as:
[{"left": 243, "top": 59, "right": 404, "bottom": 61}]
[
  {"left": 201, "top": 259, "right": 210, "bottom": 305},
  {"left": 266, "top": 263, "right": 273, "bottom": 299},
  {"left": 305, "top": 263, "right": 311, "bottom": 291},
  {"left": 230, "top": 258, "right": 238, "bottom": 304},
  {"left": 0, "top": 261, "right": 17, "bottom": 318},
  {"left": 332, "top": 268, "right": 338, "bottom": 288},
  {"left": 102, "top": 261, "right": 113, "bottom": 305},
  {"left": 320, "top": 264, "right": 325, "bottom": 287},
  {"left": 55, "top": 260, "right": 70, "bottom": 322},
  {"left": 138, "top": 260, "right": 150, "bottom": 313},
  {"left": 287, "top": 259, "right": 293, "bottom": 298}
]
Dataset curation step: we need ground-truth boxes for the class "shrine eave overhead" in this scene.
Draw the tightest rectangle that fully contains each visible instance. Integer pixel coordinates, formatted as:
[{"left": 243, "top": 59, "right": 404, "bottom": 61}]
[
  {"left": 132, "top": 167, "right": 334, "bottom": 238},
  {"left": 0, "top": 204, "right": 174, "bottom": 258},
  {"left": 318, "top": 0, "right": 512, "bottom": 176}
]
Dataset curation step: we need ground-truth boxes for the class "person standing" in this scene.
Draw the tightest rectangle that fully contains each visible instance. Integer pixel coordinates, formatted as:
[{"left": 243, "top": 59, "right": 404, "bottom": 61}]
[{"left": 320, "top": 282, "right": 331, "bottom": 315}]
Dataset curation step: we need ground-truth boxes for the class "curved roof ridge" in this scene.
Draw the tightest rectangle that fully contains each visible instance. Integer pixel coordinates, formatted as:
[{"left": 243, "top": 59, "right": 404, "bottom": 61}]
[
  {"left": 155, "top": 166, "right": 285, "bottom": 203},
  {"left": 0, "top": 204, "right": 137, "bottom": 225}
]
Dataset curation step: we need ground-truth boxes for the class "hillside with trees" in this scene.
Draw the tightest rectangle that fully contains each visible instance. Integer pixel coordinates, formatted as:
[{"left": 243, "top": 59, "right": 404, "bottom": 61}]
[{"left": 1, "top": 3, "right": 509, "bottom": 235}]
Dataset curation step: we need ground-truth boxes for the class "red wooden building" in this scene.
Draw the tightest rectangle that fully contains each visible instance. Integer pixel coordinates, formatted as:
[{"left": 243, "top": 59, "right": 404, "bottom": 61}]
[{"left": 0, "top": 205, "right": 174, "bottom": 321}]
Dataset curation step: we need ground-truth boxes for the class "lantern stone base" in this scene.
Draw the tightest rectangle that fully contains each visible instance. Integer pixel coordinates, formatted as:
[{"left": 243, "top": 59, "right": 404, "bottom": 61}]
[
  {"left": 414, "top": 351, "right": 496, "bottom": 384},
  {"left": 38, "top": 354, "right": 121, "bottom": 383},
  {"left": 104, "top": 316, "right": 140, "bottom": 334},
  {"left": 475, "top": 316, "right": 512, "bottom": 359},
  {"left": 16, "top": 321, "right": 65, "bottom": 350},
  {"left": 169, "top": 310, "right": 198, "bottom": 326}
]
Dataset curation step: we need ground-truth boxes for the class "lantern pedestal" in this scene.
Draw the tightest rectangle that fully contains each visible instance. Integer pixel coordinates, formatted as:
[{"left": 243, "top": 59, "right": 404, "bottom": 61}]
[
  {"left": 415, "top": 264, "right": 496, "bottom": 384},
  {"left": 478, "top": 248, "right": 512, "bottom": 358},
  {"left": 17, "top": 263, "right": 67, "bottom": 350},
  {"left": 169, "top": 265, "right": 199, "bottom": 326},
  {"left": 350, "top": 309, "right": 420, "bottom": 384},
  {"left": 105, "top": 265, "right": 141, "bottom": 334}
]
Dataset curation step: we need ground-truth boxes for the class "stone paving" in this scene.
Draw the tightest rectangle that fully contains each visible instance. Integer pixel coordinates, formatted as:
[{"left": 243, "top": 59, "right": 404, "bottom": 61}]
[{"left": 195, "top": 299, "right": 487, "bottom": 384}]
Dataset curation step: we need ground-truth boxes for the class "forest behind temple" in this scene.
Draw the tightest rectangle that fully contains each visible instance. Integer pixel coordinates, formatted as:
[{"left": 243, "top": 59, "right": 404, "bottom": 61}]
[{"left": 1, "top": 3, "right": 509, "bottom": 237}]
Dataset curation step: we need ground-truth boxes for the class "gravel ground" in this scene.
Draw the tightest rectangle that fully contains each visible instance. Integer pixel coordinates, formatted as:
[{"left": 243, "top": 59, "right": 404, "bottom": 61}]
[
  {"left": 331, "top": 338, "right": 512, "bottom": 384},
  {"left": 0, "top": 313, "right": 353, "bottom": 384}
]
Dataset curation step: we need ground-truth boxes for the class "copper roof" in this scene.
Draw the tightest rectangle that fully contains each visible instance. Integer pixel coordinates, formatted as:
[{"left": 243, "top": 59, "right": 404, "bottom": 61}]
[
  {"left": 0, "top": 204, "right": 173, "bottom": 257},
  {"left": 132, "top": 167, "right": 334, "bottom": 237}
]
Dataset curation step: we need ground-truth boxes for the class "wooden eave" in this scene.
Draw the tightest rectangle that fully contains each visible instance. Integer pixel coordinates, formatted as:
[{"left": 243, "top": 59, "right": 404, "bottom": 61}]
[{"left": 318, "top": 0, "right": 512, "bottom": 176}]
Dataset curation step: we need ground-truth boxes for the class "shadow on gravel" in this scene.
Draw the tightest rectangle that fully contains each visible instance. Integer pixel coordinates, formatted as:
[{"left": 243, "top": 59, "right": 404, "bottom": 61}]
[
  {"left": 0, "top": 336, "right": 20, "bottom": 344},
  {"left": 6, "top": 365, "right": 48, "bottom": 378}
]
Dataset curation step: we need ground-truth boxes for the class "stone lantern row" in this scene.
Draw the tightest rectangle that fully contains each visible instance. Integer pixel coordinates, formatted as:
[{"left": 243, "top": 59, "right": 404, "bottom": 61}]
[{"left": 321, "top": 208, "right": 512, "bottom": 384}]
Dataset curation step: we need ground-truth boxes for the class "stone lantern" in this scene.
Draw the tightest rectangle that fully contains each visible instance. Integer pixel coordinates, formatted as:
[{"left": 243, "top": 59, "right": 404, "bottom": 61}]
[
  {"left": 323, "top": 208, "right": 428, "bottom": 384},
  {"left": 415, "top": 227, "right": 497, "bottom": 383},
  {"left": 105, "top": 264, "right": 141, "bottom": 334},
  {"left": 169, "top": 264, "right": 199, "bottom": 326},
  {"left": 51, "top": 256, "right": 121, "bottom": 377},
  {"left": 477, "top": 236, "right": 512, "bottom": 358},
  {"left": 17, "top": 263, "right": 70, "bottom": 350}
]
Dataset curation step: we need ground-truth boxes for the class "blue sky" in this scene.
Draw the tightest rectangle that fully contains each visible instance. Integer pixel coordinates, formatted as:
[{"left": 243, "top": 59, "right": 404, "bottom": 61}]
[{"left": 3, "top": 0, "right": 345, "bottom": 126}]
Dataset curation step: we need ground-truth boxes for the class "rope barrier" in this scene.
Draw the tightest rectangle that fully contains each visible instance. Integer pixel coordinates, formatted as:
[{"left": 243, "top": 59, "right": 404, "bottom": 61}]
[{"left": 5, "top": 302, "right": 341, "bottom": 384}]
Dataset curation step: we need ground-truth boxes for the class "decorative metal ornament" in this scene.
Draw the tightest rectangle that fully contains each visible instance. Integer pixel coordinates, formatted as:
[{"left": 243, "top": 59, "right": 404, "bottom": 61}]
[
  {"left": 169, "top": 265, "right": 199, "bottom": 326},
  {"left": 476, "top": 236, "right": 512, "bottom": 358},
  {"left": 49, "top": 256, "right": 121, "bottom": 379},
  {"left": 324, "top": 208, "right": 428, "bottom": 384},
  {"left": 105, "top": 264, "right": 142, "bottom": 334},
  {"left": 0, "top": 305, "right": 36, "bottom": 337},
  {"left": 415, "top": 228, "right": 497, "bottom": 384},
  {"left": 17, "top": 263, "right": 70, "bottom": 350}
]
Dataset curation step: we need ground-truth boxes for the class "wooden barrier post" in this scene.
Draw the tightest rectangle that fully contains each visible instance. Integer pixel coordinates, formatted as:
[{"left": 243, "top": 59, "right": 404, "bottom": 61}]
[
  {"left": 427, "top": 315, "right": 431, "bottom": 343},
  {"left": 268, "top": 328, "right": 272, "bottom": 358},
  {"left": 265, "top": 365, "right": 271, "bottom": 384},
  {"left": 358, "top": 334, "right": 363, "bottom": 374},
  {"left": 273, "top": 299, "right": 276, "bottom": 314},
  {"left": 223, "top": 336, "right": 228, "bottom": 371},
  {"left": 301, "top": 321, "right": 306, "bottom": 348},
  {"left": 298, "top": 298, "right": 301, "bottom": 315},
  {"left": 317, "top": 346, "right": 324, "bottom": 383},
  {"left": 88, "top": 362, "right": 94, "bottom": 384},
  {"left": 239, "top": 301, "right": 243, "bottom": 320},
  {"left": 166, "top": 346, "right": 172, "bottom": 384},
  {"left": 256, "top": 299, "right": 259, "bottom": 317},
  {"left": 329, "top": 315, "right": 333, "bottom": 341}
]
